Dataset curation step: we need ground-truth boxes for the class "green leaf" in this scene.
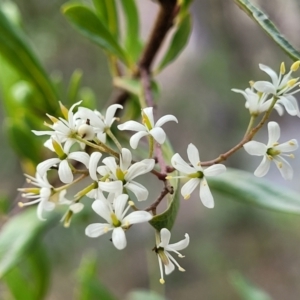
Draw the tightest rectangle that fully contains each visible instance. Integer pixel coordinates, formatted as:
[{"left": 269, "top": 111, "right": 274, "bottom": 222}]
[
  {"left": 126, "top": 290, "right": 166, "bottom": 300},
  {"left": 104, "top": 0, "right": 118, "bottom": 40},
  {"left": 0, "top": 9, "right": 58, "bottom": 113},
  {"left": 62, "top": 4, "right": 129, "bottom": 66},
  {"left": 67, "top": 69, "right": 83, "bottom": 105},
  {"left": 92, "top": 0, "right": 108, "bottom": 24},
  {"left": 157, "top": 13, "right": 192, "bottom": 72},
  {"left": 230, "top": 271, "right": 272, "bottom": 300},
  {"left": 120, "top": 0, "right": 142, "bottom": 61},
  {"left": 149, "top": 140, "right": 180, "bottom": 231},
  {"left": 234, "top": 0, "right": 300, "bottom": 61},
  {"left": 0, "top": 208, "right": 59, "bottom": 278},
  {"left": 76, "top": 251, "right": 117, "bottom": 300},
  {"left": 208, "top": 168, "right": 300, "bottom": 214},
  {"left": 4, "top": 244, "right": 50, "bottom": 300}
]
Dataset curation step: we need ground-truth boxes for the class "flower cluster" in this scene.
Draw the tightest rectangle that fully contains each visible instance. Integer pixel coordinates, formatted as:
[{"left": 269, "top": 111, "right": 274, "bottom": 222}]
[{"left": 17, "top": 62, "right": 300, "bottom": 284}]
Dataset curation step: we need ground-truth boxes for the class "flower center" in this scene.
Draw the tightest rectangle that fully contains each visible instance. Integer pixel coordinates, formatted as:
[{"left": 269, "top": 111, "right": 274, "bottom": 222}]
[
  {"left": 188, "top": 171, "right": 204, "bottom": 179},
  {"left": 142, "top": 111, "right": 152, "bottom": 131},
  {"left": 116, "top": 167, "right": 127, "bottom": 183},
  {"left": 157, "top": 248, "right": 169, "bottom": 265},
  {"left": 111, "top": 213, "right": 121, "bottom": 227},
  {"left": 267, "top": 147, "right": 281, "bottom": 157}
]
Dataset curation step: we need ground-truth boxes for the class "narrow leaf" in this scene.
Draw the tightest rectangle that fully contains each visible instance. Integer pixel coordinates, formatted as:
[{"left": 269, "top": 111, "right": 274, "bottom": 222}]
[
  {"left": 62, "top": 4, "right": 129, "bottom": 66},
  {"left": 157, "top": 13, "right": 192, "bottom": 72},
  {"left": 67, "top": 69, "right": 83, "bottom": 105},
  {"left": 0, "top": 9, "right": 58, "bottom": 113},
  {"left": 208, "top": 168, "right": 300, "bottom": 214},
  {"left": 234, "top": 0, "right": 300, "bottom": 61},
  {"left": 92, "top": 0, "right": 108, "bottom": 24},
  {"left": 104, "top": 0, "right": 118, "bottom": 39},
  {"left": 120, "top": 0, "right": 142, "bottom": 61},
  {"left": 0, "top": 208, "right": 59, "bottom": 278}
]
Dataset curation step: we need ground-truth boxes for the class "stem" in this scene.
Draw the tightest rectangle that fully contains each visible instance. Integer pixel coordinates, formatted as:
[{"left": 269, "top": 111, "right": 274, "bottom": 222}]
[
  {"left": 201, "top": 96, "right": 278, "bottom": 166},
  {"left": 106, "top": 129, "right": 122, "bottom": 152},
  {"left": 244, "top": 114, "right": 256, "bottom": 138},
  {"left": 54, "top": 174, "right": 87, "bottom": 193},
  {"left": 75, "top": 135, "right": 119, "bottom": 158}
]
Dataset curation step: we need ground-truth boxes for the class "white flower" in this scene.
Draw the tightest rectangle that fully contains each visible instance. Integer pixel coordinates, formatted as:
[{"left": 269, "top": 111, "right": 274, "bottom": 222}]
[
  {"left": 36, "top": 138, "right": 90, "bottom": 184},
  {"left": 170, "top": 143, "right": 226, "bottom": 208},
  {"left": 75, "top": 104, "right": 123, "bottom": 143},
  {"left": 156, "top": 228, "right": 189, "bottom": 284},
  {"left": 86, "top": 152, "right": 123, "bottom": 199},
  {"left": 32, "top": 101, "right": 84, "bottom": 152},
  {"left": 118, "top": 107, "right": 178, "bottom": 149},
  {"left": 253, "top": 63, "right": 300, "bottom": 116},
  {"left": 85, "top": 194, "right": 153, "bottom": 250},
  {"left": 18, "top": 173, "right": 67, "bottom": 220},
  {"left": 243, "top": 121, "right": 298, "bottom": 179},
  {"left": 232, "top": 87, "right": 283, "bottom": 116},
  {"left": 97, "top": 148, "right": 155, "bottom": 201}
]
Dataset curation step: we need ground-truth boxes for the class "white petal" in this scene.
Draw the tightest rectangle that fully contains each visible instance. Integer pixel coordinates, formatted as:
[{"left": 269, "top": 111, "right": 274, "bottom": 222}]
[
  {"left": 125, "top": 181, "right": 149, "bottom": 201},
  {"left": 273, "top": 104, "right": 284, "bottom": 116},
  {"left": 204, "top": 164, "right": 226, "bottom": 177},
  {"left": 126, "top": 159, "right": 155, "bottom": 180},
  {"left": 114, "top": 194, "right": 128, "bottom": 220},
  {"left": 85, "top": 223, "right": 111, "bottom": 237},
  {"left": 32, "top": 130, "right": 55, "bottom": 136},
  {"left": 105, "top": 104, "right": 123, "bottom": 126},
  {"left": 258, "top": 64, "right": 279, "bottom": 86},
  {"left": 155, "top": 115, "right": 178, "bottom": 127},
  {"left": 171, "top": 153, "right": 196, "bottom": 174},
  {"left": 118, "top": 120, "right": 146, "bottom": 132},
  {"left": 275, "top": 139, "right": 298, "bottom": 152},
  {"left": 187, "top": 143, "right": 201, "bottom": 169},
  {"left": 112, "top": 227, "right": 127, "bottom": 250},
  {"left": 120, "top": 148, "right": 132, "bottom": 171},
  {"left": 253, "top": 81, "right": 276, "bottom": 94},
  {"left": 37, "top": 158, "right": 61, "bottom": 177},
  {"left": 70, "top": 203, "right": 84, "bottom": 213},
  {"left": 273, "top": 156, "right": 293, "bottom": 180},
  {"left": 149, "top": 127, "right": 166, "bottom": 144},
  {"left": 267, "top": 122, "right": 280, "bottom": 146},
  {"left": 130, "top": 131, "right": 149, "bottom": 149},
  {"left": 123, "top": 211, "right": 152, "bottom": 224},
  {"left": 166, "top": 233, "right": 190, "bottom": 251},
  {"left": 159, "top": 228, "right": 171, "bottom": 248},
  {"left": 68, "top": 151, "right": 90, "bottom": 167},
  {"left": 91, "top": 199, "right": 112, "bottom": 223},
  {"left": 254, "top": 155, "right": 271, "bottom": 177},
  {"left": 98, "top": 180, "right": 123, "bottom": 195},
  {"left": 89, "top": 152, "right": 102, "bottom": 180},
  {"left": 102, "top": 157, "right": 118, "bottom": 176},
  {"left": 57, "top": 160, "right": 73, "bottom": 183},
  {"left": 277, "top": 96, "right": 298, "bottom": 116},
  {"left": 181, "top": 178, "right": 200, "bottom": 199},
  {"left": 243, "top": 141, "right": 267, "bottom": 156},
  {"left": 143, "top": 107, "right": 155, "bottom": 127},
  {"left": 164, "top": 259, "right": 175, "bottom": 275},
  {"left": 199, "top": 179, "right": 214, "bottom": 208}
]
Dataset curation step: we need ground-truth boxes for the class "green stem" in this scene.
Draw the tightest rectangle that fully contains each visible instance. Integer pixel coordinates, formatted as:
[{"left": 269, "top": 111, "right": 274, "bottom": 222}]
[
  {"left": 106, "top": 129, "right": 122, "bottom": 152},
  {"left": 244, "top": 115, "right": 257, "bottom": 138},
  {"left": 54, "top": 174, "right": 87, "bottom": 193},
  {"left": 148, "top": 136, "right": 154, "bottom": 158}
]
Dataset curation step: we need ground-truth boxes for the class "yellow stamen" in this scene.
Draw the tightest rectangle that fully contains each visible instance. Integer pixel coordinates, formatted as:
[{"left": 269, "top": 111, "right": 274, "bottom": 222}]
[
  {"left": 291, "top": 61, "right": 300, "bottom": 72},
  {"left": 59, "top": 102, "right": 69, "bottom": 119},
  {"left": 18, "top": 202, "right": 24, "bottom": 207},
  {"left": 289, "top": 141, "right": 296, "bottom": 146},
  {"left": 165, "top": 175, "right": 172, "bottom": 180},
  {"left": 159, "top": 279, "right": 165, "bottom": 284},
  {"left": 249, "top": 80, "right": 255, "bottom": 87},
  {"left": 184, "top": 194, "right": 190, "bottom": 200},
  {"left": 179, "top": 267, "right": 186, "bottom": 272},
  {"left": 280, "top": 62, "right": 286, "bottom": 74},
  {"left": 289, "top": 154, "right": 295, "bottom": 159},
  {"left": 278, "top": 162, "right": 283, "bottom": 168},
  {"left": 287, "top": 78, "right": 298, "bottom": 87}
]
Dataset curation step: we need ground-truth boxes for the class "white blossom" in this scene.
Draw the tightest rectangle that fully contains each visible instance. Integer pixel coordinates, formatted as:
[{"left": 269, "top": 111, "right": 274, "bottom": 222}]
[
  {"left": 85, "top": 194, "right": 152, "bottom": 250},
  {"left": 18, "top": 173, "right": 67, "bottom": 220},
  {"left": 253, "top": 62, "right": 300, "bottom": 116},
  {"left": 156, "top": 228, "right": 189, "bottom": 284},
  {"left": 36, "top": 138, "right": 89, "bottom": 184},
  {"left": 97, "top": 148, "right": 155, "bottom": 201},
  {"left": 118, "top": 107, "right": 178, "bottom": 149},
  {"left": 169, "top": 143, "right": 226, "bottom": 208},
  {"left": 75, "top": 104, "right": 123, "bottom": 143},
  {"left": 243, "top": 121, "right": 298, "bottom": 179},
  {"left": 232, "top": 87, "right": 283, "bottom": 116}
]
